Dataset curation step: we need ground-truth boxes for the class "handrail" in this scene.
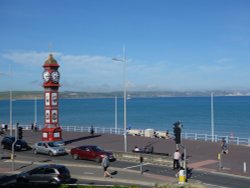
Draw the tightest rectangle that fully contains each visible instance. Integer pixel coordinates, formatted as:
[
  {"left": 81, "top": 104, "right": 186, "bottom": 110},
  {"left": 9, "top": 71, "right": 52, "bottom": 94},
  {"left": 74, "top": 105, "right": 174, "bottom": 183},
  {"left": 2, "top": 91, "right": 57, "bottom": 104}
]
[{"left": 16, "top": 124, "right": 250, "bottom": 146}]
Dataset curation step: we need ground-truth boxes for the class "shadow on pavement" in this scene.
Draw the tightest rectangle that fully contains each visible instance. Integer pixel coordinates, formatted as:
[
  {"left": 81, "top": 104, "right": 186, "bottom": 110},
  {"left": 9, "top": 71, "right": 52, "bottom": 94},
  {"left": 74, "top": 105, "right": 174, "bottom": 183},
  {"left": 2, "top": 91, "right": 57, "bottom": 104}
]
[
  {"left": 111, "top": 170, "right": 118, "bottom": 175},
  {"left": 64, "top": 135, "right": 102, "bottom": 145},
  {"left": 1, "top": 178, "right": 78, "bottom": 188},
  {"left": 15, "top": 162, "right": 34, "bottom": 171}
]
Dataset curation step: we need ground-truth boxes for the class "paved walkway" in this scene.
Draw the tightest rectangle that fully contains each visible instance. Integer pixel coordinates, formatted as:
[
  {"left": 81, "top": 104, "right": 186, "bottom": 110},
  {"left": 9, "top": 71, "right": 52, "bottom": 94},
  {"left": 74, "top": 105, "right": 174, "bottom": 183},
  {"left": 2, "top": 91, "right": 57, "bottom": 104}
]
[
  {"left": 29, "top": 130, "right": 250, "bottom": 176},
  {"left": 0, "top": 158, "right": 175, "bottom": 187},
  {"left": 2, "top": 130, "right": 250, "bottom": 178}
]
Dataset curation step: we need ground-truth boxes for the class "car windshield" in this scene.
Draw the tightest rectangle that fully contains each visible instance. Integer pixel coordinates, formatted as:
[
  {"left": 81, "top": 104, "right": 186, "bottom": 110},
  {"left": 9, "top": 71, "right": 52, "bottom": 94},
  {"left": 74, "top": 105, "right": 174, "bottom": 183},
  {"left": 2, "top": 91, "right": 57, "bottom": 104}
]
[
  {"left": 16, "top": 140, "right": 24, "bottom": 144},
  {"left": 91, "top": 146, "right": 104, "bottom": 152},
  {"left": 58, "top": 167, "right": 69, "bottom": 174},
  {"left": 9, "top": 137, "right": 15, "bottom": 142},
  {"left": 53, "top": 141, "right": 64, "bottom": 146},
  {"left": 47, "top": 142, "right": 57, "bottom": 147}
]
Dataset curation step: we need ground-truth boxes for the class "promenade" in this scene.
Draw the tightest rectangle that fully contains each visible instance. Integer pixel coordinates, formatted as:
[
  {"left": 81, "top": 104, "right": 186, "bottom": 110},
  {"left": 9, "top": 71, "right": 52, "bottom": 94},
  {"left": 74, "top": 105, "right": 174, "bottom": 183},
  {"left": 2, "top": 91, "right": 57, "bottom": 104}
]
[
  {"left": 21, "top": 129, "right": 250, "bottom": 177},
  {"left": 1, "top": 129, "right": 250, "bottom": 187}
]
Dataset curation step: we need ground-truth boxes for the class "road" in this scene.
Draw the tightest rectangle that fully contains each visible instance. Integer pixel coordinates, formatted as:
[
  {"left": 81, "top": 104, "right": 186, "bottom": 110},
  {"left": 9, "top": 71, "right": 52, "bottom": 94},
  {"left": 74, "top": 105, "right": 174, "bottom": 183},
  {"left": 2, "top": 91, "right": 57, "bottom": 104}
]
[{"left": 1, "top": 149, "right": 250, "bottom": 187}]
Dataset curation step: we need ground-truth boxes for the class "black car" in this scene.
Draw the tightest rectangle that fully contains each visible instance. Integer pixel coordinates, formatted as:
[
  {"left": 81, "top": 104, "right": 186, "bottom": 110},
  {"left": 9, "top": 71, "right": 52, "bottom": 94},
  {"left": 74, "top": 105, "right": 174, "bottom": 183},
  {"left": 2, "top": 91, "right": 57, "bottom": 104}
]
[
  {"left": 1, "top": 136, "right": 29, "bottom": 151},
  {"left": 16, "top": 164, "right": 71, "bottom": 184}
]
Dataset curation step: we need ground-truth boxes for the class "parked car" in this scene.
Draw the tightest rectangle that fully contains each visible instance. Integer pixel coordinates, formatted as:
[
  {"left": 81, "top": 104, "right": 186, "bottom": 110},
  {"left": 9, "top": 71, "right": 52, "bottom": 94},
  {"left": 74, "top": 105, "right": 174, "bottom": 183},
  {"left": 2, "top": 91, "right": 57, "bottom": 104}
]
[
  {"left": 70, "top": 145, "right": 115, "bottom": 163},
  {"left": 0, "top": 136, "right": 30, "bottom": 151},
  {"left": 33, "top": 141, "right": 67, "bottom": 156},
  {"left": 16, "top": 164, "right": 71, "bottom": 184}
]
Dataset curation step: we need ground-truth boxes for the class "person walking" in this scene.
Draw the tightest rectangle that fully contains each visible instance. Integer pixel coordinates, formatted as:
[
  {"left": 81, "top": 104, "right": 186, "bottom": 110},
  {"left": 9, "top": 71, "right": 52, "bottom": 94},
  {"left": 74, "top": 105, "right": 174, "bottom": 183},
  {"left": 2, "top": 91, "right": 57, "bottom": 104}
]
[
  {"left": 31, "top": 123, "right": 34, "bottom": 131},
  {"left": 90, "top": 125, "right": 94, "bottom": 136},
  {"left": 102, "top": 155, "right": 112, "bottom": 178},
  {"left": 221, "top": 138, "right": 229, "bottom": 154},
  {"left": 173, "top": 149, "right": 181, "bottom": 170}
]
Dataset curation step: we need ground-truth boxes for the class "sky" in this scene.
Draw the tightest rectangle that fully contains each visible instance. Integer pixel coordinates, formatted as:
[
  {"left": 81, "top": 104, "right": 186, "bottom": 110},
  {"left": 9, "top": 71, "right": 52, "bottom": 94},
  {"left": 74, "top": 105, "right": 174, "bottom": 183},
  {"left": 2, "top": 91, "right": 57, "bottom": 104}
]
[{"left": 0, "top": 0, "right": 250, "bottom": 92}]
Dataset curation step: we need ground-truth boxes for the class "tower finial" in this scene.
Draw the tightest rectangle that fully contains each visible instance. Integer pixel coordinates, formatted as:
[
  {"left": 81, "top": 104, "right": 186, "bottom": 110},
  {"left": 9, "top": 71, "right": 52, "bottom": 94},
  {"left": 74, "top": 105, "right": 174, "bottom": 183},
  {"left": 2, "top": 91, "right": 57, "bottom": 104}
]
[{"left": 48, "top": 42, "right": 53, "bottom": 54}]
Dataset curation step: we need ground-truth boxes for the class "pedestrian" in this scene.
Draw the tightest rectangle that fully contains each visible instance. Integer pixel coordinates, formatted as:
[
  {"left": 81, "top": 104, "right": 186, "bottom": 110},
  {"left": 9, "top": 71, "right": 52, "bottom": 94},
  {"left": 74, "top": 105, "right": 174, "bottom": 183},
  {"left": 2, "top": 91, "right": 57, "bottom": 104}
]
[
  {"left": 31, "top": 123, "right": 34, "bottom": 131},
  {"left": 221, "top": 138, "right": 229, "bottom": 154},
  {"left": 34, "top": 123, "right": 37, "bottom": 131},
  {"left": 90, "top": 125, "right": 94, "bottom": 136},
  {"left": 0, "top": 124, "right": 4, "bottom": 135},
  {"left": 166, "top": 130, "right": 169, "bottom": 139},
  {"left": 173, "top": 149, "right": 181, "bottom": 170},
  {"left": 102, "top": 155, "right": 112, "bottom": 178},
  {"left": 1, "top": 123, "right": 5, "bottom": 133}
]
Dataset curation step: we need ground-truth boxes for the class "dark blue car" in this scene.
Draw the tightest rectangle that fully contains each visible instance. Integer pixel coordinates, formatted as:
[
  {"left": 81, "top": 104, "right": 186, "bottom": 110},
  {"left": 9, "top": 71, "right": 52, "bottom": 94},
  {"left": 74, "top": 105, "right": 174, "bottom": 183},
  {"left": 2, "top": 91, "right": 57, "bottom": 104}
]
[{"left": 1, "top": 136, "right": 29, "bottom": 151}]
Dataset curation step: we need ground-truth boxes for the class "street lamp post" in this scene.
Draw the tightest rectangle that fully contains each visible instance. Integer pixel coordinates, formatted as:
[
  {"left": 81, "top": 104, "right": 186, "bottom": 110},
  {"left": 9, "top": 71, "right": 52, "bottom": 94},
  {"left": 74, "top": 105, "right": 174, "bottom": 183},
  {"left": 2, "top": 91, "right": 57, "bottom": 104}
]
[
  {"left": 112, "top": 46, "right": 127, "bottom": 152},
  {"left": 211, "top": 92, "right": 214, "bottom": 142},
  {"left": 1, "top": 67, "right": 15, "bottom": 170},
  {"left": 34, "top": 97, "right": 37, "bottom": 128},
  {"left": 0, "top": 65, "right": 13, "bottom": 136},
  {"left": 115, "top": 96, "right": 117, "bottom": 134}
]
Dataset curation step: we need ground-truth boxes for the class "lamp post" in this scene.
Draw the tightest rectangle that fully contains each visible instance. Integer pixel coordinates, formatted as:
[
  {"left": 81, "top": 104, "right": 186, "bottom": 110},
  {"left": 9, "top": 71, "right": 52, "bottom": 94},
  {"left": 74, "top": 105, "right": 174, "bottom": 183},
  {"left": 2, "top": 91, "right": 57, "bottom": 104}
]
[
  {"left": 112, "top": 46, "right": 127, "bottom": 152},
  {"left": 34, "top": 97, "right": 37, "bottom": 129},
  {"left": 0, "top": 67, "right": 14, "bottom": 171},
  {"left": 115, "top": 96, "right": 117, "bottom": 134},
  {"left": 211, "top": 92, "right": 214, "bottom": 142},
  {"left": 0, "top": 65, "right": 13, "bottom": 136}
]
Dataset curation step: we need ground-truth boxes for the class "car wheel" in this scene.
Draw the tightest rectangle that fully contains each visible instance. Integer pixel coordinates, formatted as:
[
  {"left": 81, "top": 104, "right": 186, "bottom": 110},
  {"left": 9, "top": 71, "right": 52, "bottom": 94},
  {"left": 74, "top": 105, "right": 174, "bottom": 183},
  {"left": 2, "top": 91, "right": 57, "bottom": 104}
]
[
  {"left": 73, "top": 154, "right": 79, "bottom": 160},
  {"left": 48, "top": 151, "right": 53, "bottom": 157},
  {"left": 95, "top": 156, "right": 101, "bottom": 163},
  {"left": 16, "top": 177, "right": 27, "bottom": 183},
  {"left": 33, "top": 149, "right": 37, "bottom": 154}
]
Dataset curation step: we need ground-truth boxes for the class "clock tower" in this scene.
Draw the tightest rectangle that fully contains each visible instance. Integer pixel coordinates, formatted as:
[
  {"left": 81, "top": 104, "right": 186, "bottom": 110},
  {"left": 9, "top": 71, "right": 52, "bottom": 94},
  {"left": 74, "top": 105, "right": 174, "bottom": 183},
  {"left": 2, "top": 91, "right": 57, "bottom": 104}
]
[{"left": 42, "top": 54, "right": 62, "bottom": 141}]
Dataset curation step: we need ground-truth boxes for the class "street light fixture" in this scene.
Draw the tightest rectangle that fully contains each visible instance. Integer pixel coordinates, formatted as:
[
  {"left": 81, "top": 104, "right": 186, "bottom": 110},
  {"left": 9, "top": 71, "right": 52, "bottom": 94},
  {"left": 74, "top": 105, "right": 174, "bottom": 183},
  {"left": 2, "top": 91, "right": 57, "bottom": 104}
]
[{"left": 112, "top": 46, "right": 127, "bottom": 152}]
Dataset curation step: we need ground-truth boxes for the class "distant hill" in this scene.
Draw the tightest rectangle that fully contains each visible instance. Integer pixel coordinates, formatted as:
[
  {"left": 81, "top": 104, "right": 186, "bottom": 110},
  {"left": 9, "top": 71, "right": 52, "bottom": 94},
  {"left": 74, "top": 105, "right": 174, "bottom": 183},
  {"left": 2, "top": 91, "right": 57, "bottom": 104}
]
[{"left": 0, "top": 90, "right": 250, "bottom": 100}]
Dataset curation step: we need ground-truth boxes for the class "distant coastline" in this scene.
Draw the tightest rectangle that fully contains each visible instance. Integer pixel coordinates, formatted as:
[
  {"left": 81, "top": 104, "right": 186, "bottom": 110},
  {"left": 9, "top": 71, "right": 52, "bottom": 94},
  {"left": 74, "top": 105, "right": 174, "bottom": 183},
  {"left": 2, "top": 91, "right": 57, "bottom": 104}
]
[{"left": 1, "top": 90, "right": 250, "bottom": 100}]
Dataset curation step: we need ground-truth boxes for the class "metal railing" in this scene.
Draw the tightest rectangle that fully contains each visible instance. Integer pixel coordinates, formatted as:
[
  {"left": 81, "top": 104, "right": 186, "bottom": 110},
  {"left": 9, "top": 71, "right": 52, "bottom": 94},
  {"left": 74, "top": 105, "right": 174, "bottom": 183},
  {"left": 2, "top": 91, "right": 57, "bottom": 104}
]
[
  {"left": 183, "top": 132, "right": 250, "bottom": 145},
  {"left": 17, "top": 124, "right": 250, "bottom": 146}
]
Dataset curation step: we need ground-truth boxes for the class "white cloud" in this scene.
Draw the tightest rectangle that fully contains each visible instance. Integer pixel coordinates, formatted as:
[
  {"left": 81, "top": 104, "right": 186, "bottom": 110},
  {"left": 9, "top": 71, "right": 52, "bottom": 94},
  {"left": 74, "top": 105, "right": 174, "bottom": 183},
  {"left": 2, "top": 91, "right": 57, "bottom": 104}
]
[
  {"left": 198, "top": 58, "right": 234, "bottom": 73},
  {"left": 216, "top": 58, "right": 232, "bottom": 64},
  {"left": 0, "top": 51, "right": 244, "bottom": 92},
  {"left": 1, "top": 51, "right": 125, "bottom": 91},
  {"left": 1, "top": 51, "right": 60, "bottom": 66}
]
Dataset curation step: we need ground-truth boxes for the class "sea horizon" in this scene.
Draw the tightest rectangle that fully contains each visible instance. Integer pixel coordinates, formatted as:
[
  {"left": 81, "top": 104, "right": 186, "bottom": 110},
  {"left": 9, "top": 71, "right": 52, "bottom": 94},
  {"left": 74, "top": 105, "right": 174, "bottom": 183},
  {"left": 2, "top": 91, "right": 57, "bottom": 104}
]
[
  {"left": 1, "top": 90, "right": 250, "bottom": 100},
  {"left": 1, "top": 96, "right": 250, "bottom": 138}
]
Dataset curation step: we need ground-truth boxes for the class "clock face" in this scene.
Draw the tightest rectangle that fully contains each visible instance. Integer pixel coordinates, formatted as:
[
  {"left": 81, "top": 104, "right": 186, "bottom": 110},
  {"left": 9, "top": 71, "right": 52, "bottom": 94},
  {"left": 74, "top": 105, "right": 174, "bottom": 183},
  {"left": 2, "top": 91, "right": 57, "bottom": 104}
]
[
  {"left": 43, "top": 71, "right": 50, "bottom": 82},
  {"left": 51, "top": 71, "right": 60, "bottom": 83}
]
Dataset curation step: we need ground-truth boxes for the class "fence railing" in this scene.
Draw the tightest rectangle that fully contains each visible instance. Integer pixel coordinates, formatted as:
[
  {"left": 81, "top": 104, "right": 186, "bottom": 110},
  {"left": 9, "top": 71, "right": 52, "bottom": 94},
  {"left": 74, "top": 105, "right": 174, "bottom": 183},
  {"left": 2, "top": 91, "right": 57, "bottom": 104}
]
[
  {"left": 182, "top": 132, "right": 250, "bottom": 146},
  {"left": 18, "top": 124, "right": 250, "bottom": 146}
]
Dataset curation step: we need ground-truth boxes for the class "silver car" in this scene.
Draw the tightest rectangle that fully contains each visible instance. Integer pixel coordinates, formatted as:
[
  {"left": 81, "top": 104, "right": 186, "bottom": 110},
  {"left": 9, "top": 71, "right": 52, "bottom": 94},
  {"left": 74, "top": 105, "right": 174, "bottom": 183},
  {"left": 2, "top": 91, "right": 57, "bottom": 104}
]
[{"left": 33, "top": 141, "right": 66, "bottom": 156}]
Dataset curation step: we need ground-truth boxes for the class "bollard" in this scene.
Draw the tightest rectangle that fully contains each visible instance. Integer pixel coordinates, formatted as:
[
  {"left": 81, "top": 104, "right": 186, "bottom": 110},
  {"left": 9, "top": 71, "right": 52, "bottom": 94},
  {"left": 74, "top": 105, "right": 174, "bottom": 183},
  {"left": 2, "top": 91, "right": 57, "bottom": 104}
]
[
  {"left": 178, "top": 169, "right": 186, "bottom": 184},
  {"left": 140, "top": 156, "right": 143, "bottom": 174},
  {"left": 218, "top": 153, "right": 222, "bottom": 169},
  {"left": 243, "top": 162, "right": 246, "bottom": 173}
]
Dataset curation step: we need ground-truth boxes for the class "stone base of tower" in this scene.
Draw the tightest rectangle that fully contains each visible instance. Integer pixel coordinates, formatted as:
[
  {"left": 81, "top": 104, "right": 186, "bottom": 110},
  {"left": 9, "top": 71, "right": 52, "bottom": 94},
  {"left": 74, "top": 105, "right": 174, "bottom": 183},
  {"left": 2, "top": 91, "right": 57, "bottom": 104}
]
[{"left": 42, "top": 127, "right": 62, "bottom": 142}]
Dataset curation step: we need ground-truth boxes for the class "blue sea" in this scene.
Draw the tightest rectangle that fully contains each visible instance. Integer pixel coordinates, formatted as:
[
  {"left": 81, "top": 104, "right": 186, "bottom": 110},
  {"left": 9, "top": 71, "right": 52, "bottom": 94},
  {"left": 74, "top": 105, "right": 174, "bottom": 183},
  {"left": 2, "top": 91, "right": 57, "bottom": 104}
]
[{"left": 0, "top": 96, "right": 250, "bottom": 138}]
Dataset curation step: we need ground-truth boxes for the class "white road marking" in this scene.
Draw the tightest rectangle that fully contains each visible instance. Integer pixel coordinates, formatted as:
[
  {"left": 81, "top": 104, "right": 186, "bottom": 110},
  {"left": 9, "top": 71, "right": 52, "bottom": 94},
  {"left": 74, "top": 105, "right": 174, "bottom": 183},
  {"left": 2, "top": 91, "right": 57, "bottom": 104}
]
[
  {"left": 123, "top": 163, "right": 150, "bottom": 169},
  {"left": 83, "top": 172, "right": 94, "bottom": 175},
  {"left": 203, "top": 183, "right": 229, "bottom": 188}
]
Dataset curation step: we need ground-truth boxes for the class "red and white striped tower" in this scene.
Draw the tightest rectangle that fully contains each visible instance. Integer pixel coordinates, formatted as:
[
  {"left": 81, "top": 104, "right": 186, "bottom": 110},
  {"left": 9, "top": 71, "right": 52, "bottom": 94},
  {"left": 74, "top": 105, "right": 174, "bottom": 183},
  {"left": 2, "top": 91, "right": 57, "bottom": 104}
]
[{"left": 41, "top": 54, "right": 62, "bottom": 141}]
